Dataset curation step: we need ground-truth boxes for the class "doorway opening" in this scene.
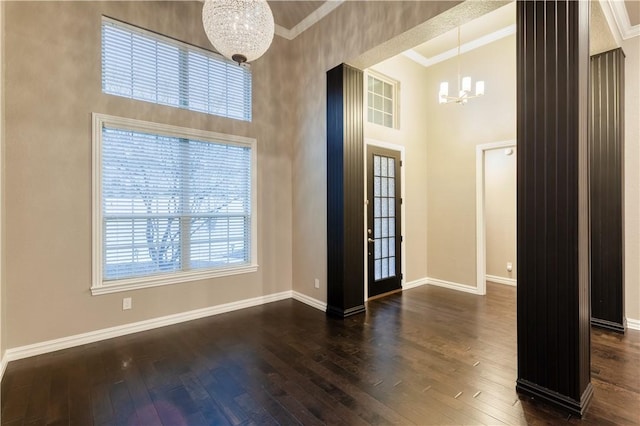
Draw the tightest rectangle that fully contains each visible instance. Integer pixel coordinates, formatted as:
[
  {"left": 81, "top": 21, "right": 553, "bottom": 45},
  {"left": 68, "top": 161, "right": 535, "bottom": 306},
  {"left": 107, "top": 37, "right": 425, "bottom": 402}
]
[{"left": 475, "top": 140, "right": 517, "bottom": 295}]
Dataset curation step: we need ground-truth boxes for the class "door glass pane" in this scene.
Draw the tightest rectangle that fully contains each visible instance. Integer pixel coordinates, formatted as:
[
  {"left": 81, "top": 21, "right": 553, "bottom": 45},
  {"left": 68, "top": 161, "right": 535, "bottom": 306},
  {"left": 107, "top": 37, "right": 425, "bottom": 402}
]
[{"left": 370, "top": 152, "right": 399, "bottom": 282}]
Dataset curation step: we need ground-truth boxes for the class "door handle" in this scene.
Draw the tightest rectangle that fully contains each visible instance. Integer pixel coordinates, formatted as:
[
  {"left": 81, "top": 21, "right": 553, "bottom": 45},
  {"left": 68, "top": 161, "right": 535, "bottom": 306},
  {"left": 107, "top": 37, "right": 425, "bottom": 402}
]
[{"left": 368, "top": 238, "right": 375, "bottom": 243}]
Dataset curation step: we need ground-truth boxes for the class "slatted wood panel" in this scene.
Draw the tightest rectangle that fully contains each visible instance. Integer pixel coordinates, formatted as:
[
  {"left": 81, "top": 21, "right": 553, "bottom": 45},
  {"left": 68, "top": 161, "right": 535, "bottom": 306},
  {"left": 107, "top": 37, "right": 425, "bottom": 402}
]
[
  {"left": 516, "top": 0, "right": 592, "bottom": 416},
  {"left": 590, "top": 48, "right": 626, "bottom": 333},
  {"left": 2, "top": 284, "right": 639, "bottom": 425},
  {"left": 326, "top": 63, "right": 365, "bottom": 318}
]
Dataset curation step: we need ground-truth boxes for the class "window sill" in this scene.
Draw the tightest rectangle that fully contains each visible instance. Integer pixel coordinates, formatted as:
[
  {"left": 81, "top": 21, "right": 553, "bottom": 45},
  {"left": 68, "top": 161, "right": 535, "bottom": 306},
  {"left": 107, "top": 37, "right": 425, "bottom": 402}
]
[{"left": 91, "top": 264, "right": 259, "bottom": 295}]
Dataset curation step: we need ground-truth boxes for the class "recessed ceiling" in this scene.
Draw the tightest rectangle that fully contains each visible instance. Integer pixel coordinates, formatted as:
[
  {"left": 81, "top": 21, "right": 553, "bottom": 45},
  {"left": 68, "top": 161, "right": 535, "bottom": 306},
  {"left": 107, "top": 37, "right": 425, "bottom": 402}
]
[
  {"left": 262, "top": 1, "right": 637, "bottom": 43},
  {"left": 626, "top": 0, "right": 640, "bottom": 26},
  {"left": 268, "top": 1, "right": 326, "bottom": 30},
  {"left": 411, "top": 2, "right": 515, "bottom": 62},
  {"left": 401, "top": 0, "right": 638, "bottom": 69}
]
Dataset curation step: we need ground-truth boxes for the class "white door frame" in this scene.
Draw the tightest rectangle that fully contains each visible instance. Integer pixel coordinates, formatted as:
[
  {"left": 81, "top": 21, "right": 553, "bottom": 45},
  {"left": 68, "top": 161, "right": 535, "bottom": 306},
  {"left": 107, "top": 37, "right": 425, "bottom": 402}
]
[
  {"left": 476, "top": 140, "right": 516, "bottom": 295},
  {"left": 364, "top": 138, "right": 406, "bottom": 301}
]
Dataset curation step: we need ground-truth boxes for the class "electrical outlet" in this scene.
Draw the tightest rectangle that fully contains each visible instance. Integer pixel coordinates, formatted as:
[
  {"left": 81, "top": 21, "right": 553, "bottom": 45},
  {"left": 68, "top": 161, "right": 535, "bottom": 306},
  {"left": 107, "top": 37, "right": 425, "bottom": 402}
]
[
  {"left": 314, "top": 278, "right": 320, "bottom": 289},
  {"left": 506, "top": 262, "right": 513, "bottom": 272},
  {"left": 122, "top": 297, "right": 132, "bottom": 310}
]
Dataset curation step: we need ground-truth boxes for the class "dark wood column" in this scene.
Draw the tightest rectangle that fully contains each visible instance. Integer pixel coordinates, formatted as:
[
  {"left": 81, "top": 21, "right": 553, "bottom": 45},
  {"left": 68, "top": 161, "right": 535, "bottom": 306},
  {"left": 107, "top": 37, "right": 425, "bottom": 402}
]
[
  {"left": 516, "top": 0, "right": 593, "bottom": 416},
  {"left": 326, "top": 63, "right": 366, "bottom": 318},
  {"left": 590, "top": 48, "right": 626, "bottom": 333}
]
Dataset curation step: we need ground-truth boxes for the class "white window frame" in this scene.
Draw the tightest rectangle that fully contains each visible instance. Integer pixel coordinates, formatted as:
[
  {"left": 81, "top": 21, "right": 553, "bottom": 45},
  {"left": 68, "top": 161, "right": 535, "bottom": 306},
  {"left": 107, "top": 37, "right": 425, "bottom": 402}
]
[
  {"left": 91, "top": 113, "right": 258, "bottom": 295},
  {"left": 366, "top": 70, "right": 400, "bottom": 129}
]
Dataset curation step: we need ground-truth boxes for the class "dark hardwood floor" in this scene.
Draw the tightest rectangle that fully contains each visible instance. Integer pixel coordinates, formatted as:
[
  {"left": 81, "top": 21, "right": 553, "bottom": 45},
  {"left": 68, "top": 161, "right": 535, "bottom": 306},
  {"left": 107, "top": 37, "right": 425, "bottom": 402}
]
[{"left": 2, "top": 283, "right": 639, "bottom": 425}]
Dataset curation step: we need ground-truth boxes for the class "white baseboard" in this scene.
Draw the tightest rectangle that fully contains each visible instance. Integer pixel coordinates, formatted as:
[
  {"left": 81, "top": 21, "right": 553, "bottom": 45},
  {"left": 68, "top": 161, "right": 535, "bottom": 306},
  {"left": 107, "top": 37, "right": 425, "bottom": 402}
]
[
  {"left": 427, "top": 277, "right": 483, "bottom": 295},
  {"left": 4, "top": 290, "right": 292, "bottom": 363},
  {"left": 627, "top": 318, "right": 640, "bottom": 331},
  {"left": 403, "top": 277, "right": 429, "bottom": 290},
  {"left": 292, "top": 291, "right": 327, "bottom": 312},
  {"left": 486, "top": 274, "right": 517, "bottom": 287}
]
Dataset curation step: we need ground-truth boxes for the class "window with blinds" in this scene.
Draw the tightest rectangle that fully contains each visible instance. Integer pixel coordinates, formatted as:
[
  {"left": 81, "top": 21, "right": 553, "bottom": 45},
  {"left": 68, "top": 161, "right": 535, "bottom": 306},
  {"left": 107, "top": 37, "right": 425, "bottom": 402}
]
[
  {"left": 92, "top": 114, "right": 257, "bottom": 294},
  {"left": 101, "top": 17, "right": 252, "bottom": 122}
]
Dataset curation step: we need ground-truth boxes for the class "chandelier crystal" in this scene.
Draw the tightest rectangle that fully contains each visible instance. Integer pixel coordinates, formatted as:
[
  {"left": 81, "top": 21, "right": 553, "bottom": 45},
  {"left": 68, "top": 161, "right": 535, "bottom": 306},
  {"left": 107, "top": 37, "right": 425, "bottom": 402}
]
[
  {"left": 202, "top": 0, "right": 275, "bottom": 65},
  {"left": 438, "top": 26, "right": 485, "bottom": 105}
]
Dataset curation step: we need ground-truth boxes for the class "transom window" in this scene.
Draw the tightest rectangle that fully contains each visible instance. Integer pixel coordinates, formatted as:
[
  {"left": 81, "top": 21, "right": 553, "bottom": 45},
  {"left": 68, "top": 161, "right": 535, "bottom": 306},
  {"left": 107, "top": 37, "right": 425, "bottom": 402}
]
[
  {"left": 367, "top": 72, "right": 398, "bottom": 129},
  {"left": 92, "top": 114, "right": 257, "bottom": 295},
  {"left": 101, "top": 17, "right": 252, "bottom": 121}
]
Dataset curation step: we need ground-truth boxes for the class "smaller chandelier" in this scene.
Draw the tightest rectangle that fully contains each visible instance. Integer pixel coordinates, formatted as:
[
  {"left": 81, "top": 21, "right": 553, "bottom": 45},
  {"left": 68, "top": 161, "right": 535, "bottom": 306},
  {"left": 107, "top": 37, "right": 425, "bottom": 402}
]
[
  {"left": 438, "top": 27, "right": 485, "bottom": 105},
  {"left": 202, "top": 0, "right": 275, "bottom": 65}
]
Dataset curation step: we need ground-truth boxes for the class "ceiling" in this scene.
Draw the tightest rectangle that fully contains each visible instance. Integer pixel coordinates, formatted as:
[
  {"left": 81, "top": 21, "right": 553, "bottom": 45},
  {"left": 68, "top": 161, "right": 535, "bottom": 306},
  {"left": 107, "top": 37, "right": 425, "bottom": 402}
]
[
  {"left": 268, "top": 1, "right": 326, "bottom": 30},
  {"left": 627, "top": 0, "right": 640, "bottom": 26},
  {"left": 263, "top": 0, "right": 638, "bottom": 48},
  {"left": 410, "top": 2, "right": 516, "bottom": 62},
  {"left": 402, "top": 0, "right": 639, "bottom": 69},
  {"left": 267, "top": 0, "right": 343, "bottom": 39}
]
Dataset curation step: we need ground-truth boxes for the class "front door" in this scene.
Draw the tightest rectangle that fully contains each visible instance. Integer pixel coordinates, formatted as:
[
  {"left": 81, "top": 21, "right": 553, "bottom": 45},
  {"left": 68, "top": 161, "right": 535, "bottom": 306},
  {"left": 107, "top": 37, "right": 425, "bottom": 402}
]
[{"left": 367, "top": 145, "right": 402, "bottom": 298}]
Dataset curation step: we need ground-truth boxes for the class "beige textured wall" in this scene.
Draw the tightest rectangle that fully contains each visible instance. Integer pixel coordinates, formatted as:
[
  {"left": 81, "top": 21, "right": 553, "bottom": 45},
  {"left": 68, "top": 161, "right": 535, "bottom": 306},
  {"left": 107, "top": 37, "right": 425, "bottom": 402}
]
[
  {"left": 425, "top": 35, "right": 516, "bottom": 288},
  {"left": 364, "top": 55, "right": 429, "bottom": 284},
  {"left": 4, "top": 1, "right": 293, "bottom": 348},
  {"left": 623, "top": 36, "right": 640, "bottom": 321},
  {"left": 1, "top": 0, "right": 5, "bottom": 359},
  {"left": 484, "top": 147, "right": 517, "bottom": 280},
  {"left": 590, "top": 1, "right": 618, "bottom": 55},
  {"left": 289, "top": 1, "right": 462, "bottom": 302}
]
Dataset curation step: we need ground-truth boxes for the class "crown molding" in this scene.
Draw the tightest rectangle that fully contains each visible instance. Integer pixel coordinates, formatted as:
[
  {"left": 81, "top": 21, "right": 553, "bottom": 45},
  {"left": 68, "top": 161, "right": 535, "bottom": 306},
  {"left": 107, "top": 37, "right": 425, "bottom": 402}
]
[
  {"left": 402, "top": 24, "right": 516, "bottom": 69},
  {"left": 600, "top": 0, "right": 639, "bottom": 42},
  {"left": 274, "top": 0, "right": 344, "bottom": 40}
]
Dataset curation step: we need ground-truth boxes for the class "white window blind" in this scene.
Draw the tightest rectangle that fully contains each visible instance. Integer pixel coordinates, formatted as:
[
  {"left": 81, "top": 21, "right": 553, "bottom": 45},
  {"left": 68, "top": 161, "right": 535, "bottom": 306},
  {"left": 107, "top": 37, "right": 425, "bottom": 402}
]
[
  {"left": 92, "top": 114, "right": 257, "bottom": 294},
  {"left": 101, "top": 17, "right": 252, "bottom": 121}
]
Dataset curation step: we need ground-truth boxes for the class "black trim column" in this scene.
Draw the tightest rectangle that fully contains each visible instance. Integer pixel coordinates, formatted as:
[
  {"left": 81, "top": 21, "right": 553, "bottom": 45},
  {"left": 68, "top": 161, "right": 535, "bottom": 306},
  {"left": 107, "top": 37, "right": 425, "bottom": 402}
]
[
  {"left": 326, "top": 63, "right": 366, "bottom": 318},
  {"left": 590, "top": 48, "right": 626, "bottom": 333},
  {"left": 516, "top": 0, "right": 593, "bottom": 417}
]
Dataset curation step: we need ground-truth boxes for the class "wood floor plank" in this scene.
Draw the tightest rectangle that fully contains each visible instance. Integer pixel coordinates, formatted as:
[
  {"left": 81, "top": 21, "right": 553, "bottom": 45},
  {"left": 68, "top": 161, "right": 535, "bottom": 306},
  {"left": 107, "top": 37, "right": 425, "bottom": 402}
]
[
  {"left": 23, "top": 364, "right": 51, "bottom": 423},
  {"left": 2, "top": 283, "right": 639, "bottom": 425},
  {"left": 1, "top": 384, "right": 31, "bottom": 424}
]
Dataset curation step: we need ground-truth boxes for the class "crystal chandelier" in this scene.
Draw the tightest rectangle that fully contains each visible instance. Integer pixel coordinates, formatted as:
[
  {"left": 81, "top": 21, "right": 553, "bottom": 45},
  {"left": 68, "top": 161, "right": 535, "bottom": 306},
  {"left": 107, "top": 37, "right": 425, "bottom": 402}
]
[
  {"left": 438, "top": 26, "right": 485, "bottom": 105},
  {"left": 202, "top": 0, "right": 275, "bottom": 65}
]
